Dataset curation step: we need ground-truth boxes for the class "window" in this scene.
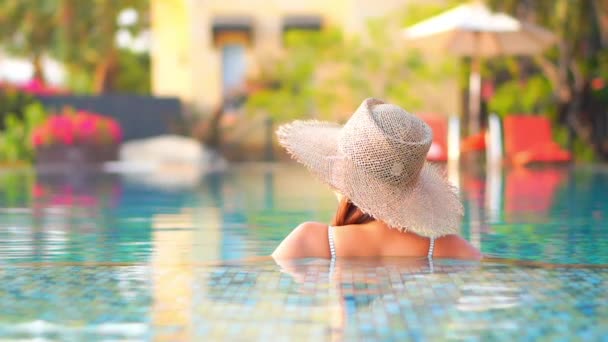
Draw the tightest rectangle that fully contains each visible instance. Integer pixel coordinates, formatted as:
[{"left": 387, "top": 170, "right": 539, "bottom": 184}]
[{"left": 212, "top": 16, "right": 253, "bottom": 47}]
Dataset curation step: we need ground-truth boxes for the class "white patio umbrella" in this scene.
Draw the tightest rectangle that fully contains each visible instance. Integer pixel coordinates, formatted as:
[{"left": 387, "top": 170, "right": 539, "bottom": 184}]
[{"left": 403, "top": 2, "right": 557, "bottom": 135}]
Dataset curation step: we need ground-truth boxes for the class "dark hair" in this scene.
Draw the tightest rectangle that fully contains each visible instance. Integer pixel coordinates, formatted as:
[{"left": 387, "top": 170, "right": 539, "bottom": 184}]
[{"left": 331, "top": 197, "right": 375, "bottom": 226}]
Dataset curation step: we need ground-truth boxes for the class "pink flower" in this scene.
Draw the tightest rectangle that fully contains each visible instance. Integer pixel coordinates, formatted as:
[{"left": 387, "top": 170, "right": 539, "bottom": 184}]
[
  {"left": 60, "top": 129, "right": 74, "bottom": 145},
  {"left": 108, "top": 121, "right": 123, "bottom": 142},
  {"left": 33, "top": 108, "right": 123, "bottom": 148},
  {"left": 79, "top": 117, "right": 98, "bottom": 144}
]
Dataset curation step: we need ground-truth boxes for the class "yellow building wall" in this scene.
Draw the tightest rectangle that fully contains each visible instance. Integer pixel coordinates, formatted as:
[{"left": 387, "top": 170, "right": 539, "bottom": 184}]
[
  {"left": 150, "top": 0, "right": 193, "bottom": 102},
  {"left": 175, "top": 0, "right": 353, "bottom": 113}
]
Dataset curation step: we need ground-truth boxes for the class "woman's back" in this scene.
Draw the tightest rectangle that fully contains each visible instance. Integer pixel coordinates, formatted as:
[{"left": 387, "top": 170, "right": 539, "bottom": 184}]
[{"left": 272, "top": 221, "right": 481, "bottom": 260}]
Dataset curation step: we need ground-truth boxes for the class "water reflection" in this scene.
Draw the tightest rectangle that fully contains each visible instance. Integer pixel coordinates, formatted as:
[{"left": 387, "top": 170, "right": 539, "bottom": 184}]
[
  {"left": 0, "top": 165, "right": 333, "bottom": 264},
  {"left": 1, "top": 164, "right": 607, "bottom": 265},
  {"left": 196, "top": 165, "right": 335, "bottom": 261},
  {"left": 461, "top": 165, "right": 608, "bottom": 264}
]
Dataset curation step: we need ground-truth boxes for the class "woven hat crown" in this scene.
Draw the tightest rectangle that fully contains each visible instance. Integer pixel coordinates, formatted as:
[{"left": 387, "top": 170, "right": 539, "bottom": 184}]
[
  {"left": 339, "top": 98, "right": 433, "bottom": 185},
  {"left": 276, "top": 97, "right": 463, "bottom": 237}
]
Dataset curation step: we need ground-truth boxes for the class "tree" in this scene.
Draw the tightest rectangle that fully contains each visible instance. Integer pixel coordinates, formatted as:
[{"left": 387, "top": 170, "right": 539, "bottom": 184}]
[
  {"left": 112, "top": 49, "right": 151, "bottom": 94},
  {"left": 0, "top": 0, "right": 149, "bottom": 94},
  {"left": 56, "top": 0, "right": 149, "bottom": 93},
  {"left": 486, "top": 0, "right": 608, "bottom": 160},
  {"left": 0, "top": 0, "right": 60, "bottom": 82}
]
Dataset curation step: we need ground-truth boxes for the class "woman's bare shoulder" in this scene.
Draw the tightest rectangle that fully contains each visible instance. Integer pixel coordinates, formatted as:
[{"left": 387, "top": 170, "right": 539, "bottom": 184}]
[
  {"left": 271, "top": 222, "right": 330, "bottom": 260},
  {"left": 435, "top": 234, "right": 482, "bottom": 260}
]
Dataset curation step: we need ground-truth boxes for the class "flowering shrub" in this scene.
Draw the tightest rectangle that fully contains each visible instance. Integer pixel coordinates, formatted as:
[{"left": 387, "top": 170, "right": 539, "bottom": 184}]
[
  {"left": 0, "top": 102, "right": 47, "bottom": 164},
  {"left": 31, "top": 109, "right": 122, "bottom": 148}
]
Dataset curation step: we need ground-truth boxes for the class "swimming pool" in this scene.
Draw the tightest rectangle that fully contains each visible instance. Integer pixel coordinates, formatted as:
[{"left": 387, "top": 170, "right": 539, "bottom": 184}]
[{"left": 0, "top": 163, "right": 606, "bottom": 340}]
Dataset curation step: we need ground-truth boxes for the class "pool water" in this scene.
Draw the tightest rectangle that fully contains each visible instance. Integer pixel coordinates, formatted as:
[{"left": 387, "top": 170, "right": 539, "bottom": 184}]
[{"left": 0, "top": 163, "right": 606, "bottom": 340}]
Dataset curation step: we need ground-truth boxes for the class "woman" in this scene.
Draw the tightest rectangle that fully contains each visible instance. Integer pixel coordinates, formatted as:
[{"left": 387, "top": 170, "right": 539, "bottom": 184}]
[{"left": 272, "top": 98, "right": 481, "bottom": 260}]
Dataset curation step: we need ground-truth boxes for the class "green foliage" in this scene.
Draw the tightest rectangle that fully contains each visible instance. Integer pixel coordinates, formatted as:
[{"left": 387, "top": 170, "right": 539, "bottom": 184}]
[
  {"left": 56, "top": 0, "right": 149, "bottom": 93},
  {"left": 0, "top": 86, "right": 37, "bottom": 129},
  {"left": 65, "top": 67, "right": 95, "bottom": 94},
  {"left": 0, "top": 0, "right": 60, "bottom": 79},
  {"left": 113, "top": 50, "right": 151, "bottom": 94},
  {"left": 573, "top": 138, "right": 596, "bottom": 162},
  {"left": 0, "top": 103, "right": 47, "bottom": 163},
  {"left": 401, "top": 0, "right": 466, "bottom": 27},
  {"left": 590, "top": 50, "right": 608, "bottom": 103},
  {"left": 488, "top": 75, "right": 554, "bottom": 117},
  {"left": 551, "top": 124, "right": 596, "bottom": 161},
  {"left": 246, "top": 4, "right": 459, "bottom": 123},
  {"left": 552, "top": 125, "right": 570, "bottom": 150},
  {"left": 65, "top": 49, "right": 151, "bottom": 94},
  {"left": 0, "top": 0, "right": 59, "bottom": 50},
  {"left": 245, "top": 29, "right": 347, "bottom": 121},
  {"left": 0, "top": 0, "right": 150, "bottom": 94},
  {"left": 0, "top": 86, "right": 44, "bottom": 163}
]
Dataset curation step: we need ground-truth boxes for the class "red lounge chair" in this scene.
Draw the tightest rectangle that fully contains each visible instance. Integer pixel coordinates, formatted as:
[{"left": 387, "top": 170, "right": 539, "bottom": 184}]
[
  {"left": 418, "top": 114, "right": 448, "bottom": 162},
  {"left": 503, "top": 115, "right": 571, "bottom": 166}
]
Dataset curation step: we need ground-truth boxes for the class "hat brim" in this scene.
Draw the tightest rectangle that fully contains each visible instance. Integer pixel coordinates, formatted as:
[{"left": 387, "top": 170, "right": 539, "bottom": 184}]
[{"left": 277, "top": 120, "right": 463, "bottom": 238}]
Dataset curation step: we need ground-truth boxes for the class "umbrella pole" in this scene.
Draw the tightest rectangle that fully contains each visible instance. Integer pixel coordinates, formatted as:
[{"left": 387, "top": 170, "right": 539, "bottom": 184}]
[{"left": 468, "top": 55, "right": 482, "bottom": 136}]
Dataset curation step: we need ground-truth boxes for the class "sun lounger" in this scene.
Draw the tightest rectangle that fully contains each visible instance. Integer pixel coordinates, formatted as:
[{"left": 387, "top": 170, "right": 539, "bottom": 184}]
[{"left": 503, "top": 115, "right": 571, "bottom": 166}]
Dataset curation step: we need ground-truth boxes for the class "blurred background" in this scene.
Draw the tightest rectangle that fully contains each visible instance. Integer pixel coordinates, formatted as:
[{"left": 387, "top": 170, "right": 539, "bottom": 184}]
[{"left": 0, "top": 0, "right": 606, "bottom": 164}]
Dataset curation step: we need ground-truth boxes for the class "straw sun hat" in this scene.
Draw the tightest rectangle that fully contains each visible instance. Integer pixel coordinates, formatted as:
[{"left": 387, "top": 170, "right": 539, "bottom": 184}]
[{"left": 277, "top": 98, "right": 463, "bottom": 238}]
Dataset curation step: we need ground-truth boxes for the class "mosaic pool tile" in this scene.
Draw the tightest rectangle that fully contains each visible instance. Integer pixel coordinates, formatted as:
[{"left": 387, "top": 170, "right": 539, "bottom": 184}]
[
  {"left": 0, "top": 265, "right": 151, "bottom": 340},
  {"left": 2, "top": 259, "right": 604, "bottom": 340},
  {"left": 186, "top": 259, "right": 608, "bottom": 341}
]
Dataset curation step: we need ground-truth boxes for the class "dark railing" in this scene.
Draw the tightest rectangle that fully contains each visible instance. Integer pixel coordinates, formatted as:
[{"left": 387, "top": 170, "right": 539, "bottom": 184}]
[{"left": 37, "top": 95, "right": 182, "bottom": 141}]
